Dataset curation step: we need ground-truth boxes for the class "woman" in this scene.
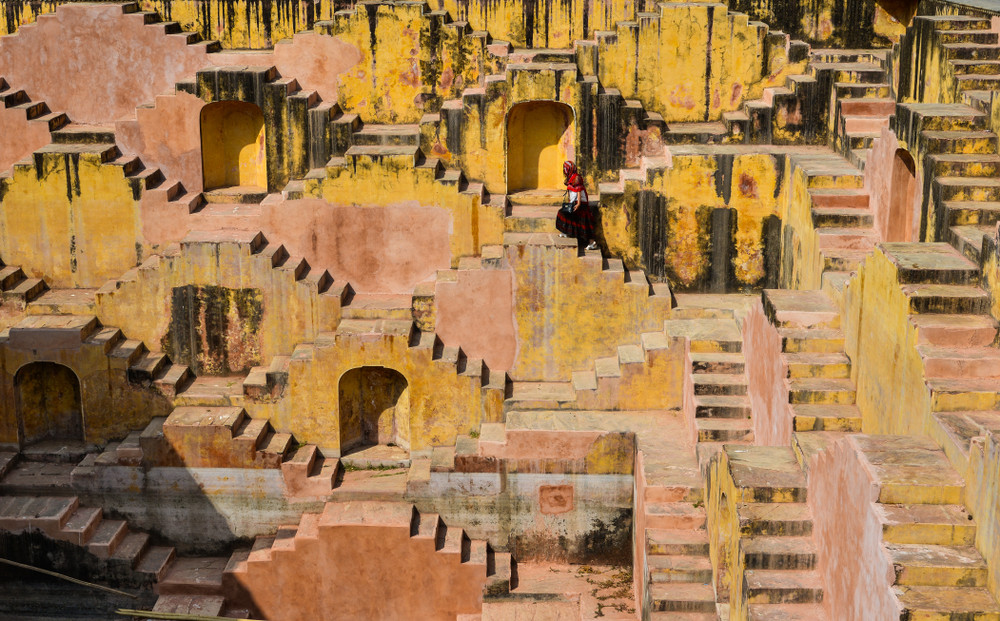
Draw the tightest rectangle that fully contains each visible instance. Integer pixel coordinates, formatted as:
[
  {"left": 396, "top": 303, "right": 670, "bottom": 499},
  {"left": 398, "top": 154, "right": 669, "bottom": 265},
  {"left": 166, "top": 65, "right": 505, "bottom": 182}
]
[{"left": 556, "top": 161, "right": 599, "bottom": 251}]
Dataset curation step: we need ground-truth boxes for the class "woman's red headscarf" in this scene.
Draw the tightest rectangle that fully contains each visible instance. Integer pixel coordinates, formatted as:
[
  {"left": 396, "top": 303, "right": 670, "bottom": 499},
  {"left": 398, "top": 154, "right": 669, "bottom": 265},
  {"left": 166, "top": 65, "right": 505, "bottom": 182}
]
[{"left": 563, "top": 161, "right": 584, "bottom": 192}]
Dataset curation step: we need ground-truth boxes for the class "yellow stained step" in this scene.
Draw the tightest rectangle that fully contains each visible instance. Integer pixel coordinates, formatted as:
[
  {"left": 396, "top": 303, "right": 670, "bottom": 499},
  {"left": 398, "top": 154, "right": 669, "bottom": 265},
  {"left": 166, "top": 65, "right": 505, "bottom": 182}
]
[
  {"left": 893, "top": 585, "right": 1000, "bottom": 620},
  {"left": 886, "top": 543, "right": 988, "bottom": 587}
]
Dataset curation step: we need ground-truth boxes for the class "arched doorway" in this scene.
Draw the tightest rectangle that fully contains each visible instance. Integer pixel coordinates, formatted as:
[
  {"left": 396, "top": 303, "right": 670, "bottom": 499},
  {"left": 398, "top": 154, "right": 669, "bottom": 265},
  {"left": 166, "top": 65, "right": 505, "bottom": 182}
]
[
  {"left": 506, "top": 101, "right": 575, "bottom": 192},
  {"left": 338, "top": 367, "right": 410, "bottom": 453},
  {"left": 201, "top": 101, "right": 267, "bottom": 191},
  {"left": 14, "top": 362, "right": 83, "bottom": 445},
  {"left": 886, "top": 148, "right": 917, "bottom": 242}
]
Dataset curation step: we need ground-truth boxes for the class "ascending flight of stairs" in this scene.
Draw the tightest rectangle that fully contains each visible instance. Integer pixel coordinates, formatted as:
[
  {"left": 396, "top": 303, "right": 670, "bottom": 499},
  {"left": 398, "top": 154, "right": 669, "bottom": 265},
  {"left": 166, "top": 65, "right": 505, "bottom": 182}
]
[
  {"left": 714, "top": 445, "right": 825, "bottom": 620},
  {"left": 762, "top": 289, "right": 862, "bottom": 436},
  {"left": 664, "top": 306, "right": 753, "bottom": 458}
]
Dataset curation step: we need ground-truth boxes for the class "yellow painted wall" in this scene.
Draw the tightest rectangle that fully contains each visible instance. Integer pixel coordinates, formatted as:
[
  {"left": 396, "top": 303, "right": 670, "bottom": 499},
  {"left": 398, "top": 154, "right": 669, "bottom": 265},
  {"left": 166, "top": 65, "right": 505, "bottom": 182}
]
[
  {"left": 599, "top": 153, "right": 785, "bottom": 290},
  {"left": 0, "top": 151, "right": 147, "bottom": 288},
  {"left": 327, "top": 2, "right": 491, "bottom": 124},
  {"left": 281, "top": 325, "right": 503, "bottom": 454},
  {"left": 0, "top": 324, "right": 174, "bottom": 446},
  {"left": 93, "top": 233, "right": 342, "bottom": 370},
  {"left": 201, "top": 101, "right": 268, "bottom": 190},
  {"left": 506, "top": 101, "right": 574, "bottom": 191},
  {"left": 506, "top": 243, "right": 672, "bottom": 382},
  {"left": 596, "top": 5, "right": 802, "bottom": 123}
]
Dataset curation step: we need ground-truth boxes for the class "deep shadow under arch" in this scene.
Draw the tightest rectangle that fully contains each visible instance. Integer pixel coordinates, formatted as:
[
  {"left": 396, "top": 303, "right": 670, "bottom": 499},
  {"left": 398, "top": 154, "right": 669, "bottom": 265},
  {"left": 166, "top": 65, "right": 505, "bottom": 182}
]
[
  {"left": 14, "top": 361, "right": 83, "bottom": 445},
  {"left": 338, "top": 366, "right": 410, "bottom": 453}
]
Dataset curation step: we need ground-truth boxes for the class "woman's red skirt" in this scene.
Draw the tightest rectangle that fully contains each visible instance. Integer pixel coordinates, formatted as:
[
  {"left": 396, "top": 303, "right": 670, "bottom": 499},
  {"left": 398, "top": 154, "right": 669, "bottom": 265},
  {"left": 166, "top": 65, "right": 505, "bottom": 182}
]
[{"left": 555, "top": 202, "right": 595, "bottom": 239}]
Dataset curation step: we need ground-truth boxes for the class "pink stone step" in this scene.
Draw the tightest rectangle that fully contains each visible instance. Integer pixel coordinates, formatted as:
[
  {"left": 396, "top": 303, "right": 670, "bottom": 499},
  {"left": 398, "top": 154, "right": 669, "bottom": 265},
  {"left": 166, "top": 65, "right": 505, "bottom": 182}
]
[
  {"left": 911, "top": 313, "right": 997, "bottom": 347},
  {"left": 87, "top": 519, "right": 128, "bottom": 558},
  {"left": 919, "top": 345, "right": 1000, "bottom": 378},
  {"left": 56, "top": 506, "right": 102, "bottom": 546},
  {"left": 645, "top": 503, "right": 707, "bottom": 530},
  {"left": 157, "top": 557, "right": 227, "bottom": 596}
]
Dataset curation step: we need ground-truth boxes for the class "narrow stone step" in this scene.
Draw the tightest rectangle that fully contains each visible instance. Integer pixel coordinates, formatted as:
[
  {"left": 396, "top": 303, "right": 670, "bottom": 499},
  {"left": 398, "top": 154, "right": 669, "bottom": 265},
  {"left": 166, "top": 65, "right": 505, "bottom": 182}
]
[
  {"left": 910, "top": 313, "right": 997, "bottom": 347},
  {"left": 744, "top": 569, "right": 823, "bottom": 604},
  {"left": 784, "top": 352, "right": 851, "bottom": 379},
  {"left": 901, "top": 284, "right": 989, "bottom": 315},
  {"left": 812, "top": 207, "right": 874, "bottom": 228},
  {"left": 152, "top": 594, "right": 225, "bottom": 616},
  {"left": 690, "top": 352, "right": 745, "bottom": 374},
  {"left": 791, "top": 403, "right": 862, "bottom": 432},
  {"left": 918, "top": 344, "right": 1000, "bottom": 378},
  {"left": 664, "top": 318, "right": 742, "bottom": 353},
  {"left": 893, "top": 585, "right": 1000, "bottom": 620},
  {"left": 693, "top": 374, "right": 748, "bottom": 396},
  {"left": 157, "top": 557, "right": 227, "bottom": 595},
  {"left": 695, "top": 394, "right": 751, "bottom": 418},
  {"left": 763, "top": 289, "right": 841, "bottom": 330},
  {"left": 726, "top": 446, "right": 807, "bottom": 503},
  {"left": 928, "top": 377, "right": 1000, "bottom": 412},
  {"left": 738, "top": 503, "right": 813, "bottom": 537},
  {"left": 645, "top": 503, "right": 707, "bottom": 530},
  {"left": 646, "top": 528, "right": 710, "bottom": 556},
  {"left": 648, "top": 554, "right": 712, "bottom": 583},
  {"left": 649, "top": 582, "right": 716, "bottom": 613},
  {"left": 882, "top": 242, "right": 980, "bottom": 285},
  {"left": 778, "top": 328, "right": 845, "bottom": 354},
  {"left": 696, "top": 418, "right": 753, "bottom": 443},
  {"left": 747, "top": 603, "right": 829, "bottom": 620},
  {"left": 787, "top": 377, "right": 856, "bottom": 405},
  {"left": 886, "top": 543, "right": 988, "bottom": 587},
  {"left": 743, "top": 536, "right": 817, "bottom": 570},
  {"left": 877, "top": 504, "right": 977, "bottom": 546}
]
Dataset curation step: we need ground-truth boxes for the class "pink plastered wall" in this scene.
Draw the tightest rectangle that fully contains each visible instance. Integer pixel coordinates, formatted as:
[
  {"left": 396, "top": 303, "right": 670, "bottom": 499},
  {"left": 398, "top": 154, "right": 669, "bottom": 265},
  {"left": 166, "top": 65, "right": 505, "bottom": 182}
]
[
  {"left": 0, "top": 106, "right": 51, "bottom": 173},
  {"left": 140, "top": 194, "right": 452, "bottom": 293},
  {"left": 807, "top": 436, "right": 900, "bottom": 621},
  {"left": 0, "top": 5, "right": 359, "bottom": 127},
  {"left": 231, "top": 522, "right": 486, "bottom": 620},
  {"left": 434, "top": 268, "right": 517, "bottom": 371},
  {"left": 742, "top": 300, "right": 791, "bottom": 446},
  {"left": 864, "top": 127, "right": 922, "bottom": 242},
  {"left": 0, "top": 4, "right": 214, "bottom": 125}
]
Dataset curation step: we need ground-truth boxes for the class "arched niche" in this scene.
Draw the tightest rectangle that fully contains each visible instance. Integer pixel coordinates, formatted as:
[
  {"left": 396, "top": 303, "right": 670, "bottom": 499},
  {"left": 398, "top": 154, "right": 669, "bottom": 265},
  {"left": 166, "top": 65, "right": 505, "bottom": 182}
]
[
  {"left": 887, "top": 148, "right": 917, "bottom": 242},
  {"left": 14, "top": 362, "right": 83, "bottom": 445},
  {"left": 506, "top": 101, "right": 575, "bottom": 192},
  {"left": 338, "top": 367, "right": 410, "bottom": 453},
  {"left": 201, "top": 100, "right": 268, "bottom": 192}
]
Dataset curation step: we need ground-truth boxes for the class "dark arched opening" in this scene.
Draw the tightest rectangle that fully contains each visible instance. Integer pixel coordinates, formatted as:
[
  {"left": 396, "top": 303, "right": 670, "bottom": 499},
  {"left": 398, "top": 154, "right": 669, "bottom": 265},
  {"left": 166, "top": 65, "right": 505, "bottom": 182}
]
[
  {"left": 338, "top": 367, "right": 410, "bottom": 454},
  {"left": 14, "top": 362, "right": 83, "bottom": 445}
]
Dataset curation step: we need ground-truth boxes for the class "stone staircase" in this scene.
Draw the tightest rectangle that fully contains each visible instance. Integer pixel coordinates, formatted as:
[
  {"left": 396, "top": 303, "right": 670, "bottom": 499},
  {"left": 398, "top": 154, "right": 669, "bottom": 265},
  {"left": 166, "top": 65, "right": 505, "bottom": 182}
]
[
  {"left": 664, "top": 307, "right": 753, "bottom": 454},
  {"left": 788, "top": 152, "right": 877, "bottom": 291},
  {"left": 877, "top": 243, "right": 1000, "bottom": 420},
  {"left": 108, "top": 404, "right": 338, "bottom": 498},
  {"left": 0, "top": 259, "right": 48, "bottom": 311},
  {"left": 763, "top": 289, "right": 863, "bottom": 436},
  {"left": 710, "top": 445, "right": 826, "bottom": 621},
  {"left": 0, "top": 494, "right": 177, "bottom": 588},
  {"left": 0, "top": 314, "right": 191, "bottom": 399},
  {"left": 894, "top": 101, "right": 997, "bottom": 251},
  {"left": 814, "top": 49, "right": 893, "bottom": 168},
  {"left": 219, "top": 500, "right": 513, "bottom": 619},
  {"left": 852, "top": 435, "right": 1000, "bottom": 619}
]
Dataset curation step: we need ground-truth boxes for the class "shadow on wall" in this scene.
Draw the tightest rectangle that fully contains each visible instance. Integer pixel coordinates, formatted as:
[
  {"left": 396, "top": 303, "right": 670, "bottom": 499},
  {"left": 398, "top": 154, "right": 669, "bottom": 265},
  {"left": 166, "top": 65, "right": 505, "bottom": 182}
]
[
  {"left": 506, "top": 101, "right": 575, "bottom": 192},
  {"left": 201, "top": 101, "right": 268, "bottom": 192}
]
